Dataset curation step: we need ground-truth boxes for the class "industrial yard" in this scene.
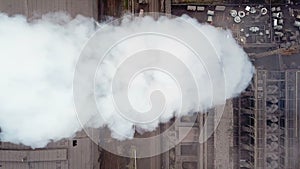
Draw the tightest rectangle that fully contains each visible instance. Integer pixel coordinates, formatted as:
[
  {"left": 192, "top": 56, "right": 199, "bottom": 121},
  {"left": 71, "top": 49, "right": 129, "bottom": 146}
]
[{"left": 0, "top": 0, "right": 299, "bottom": 169}]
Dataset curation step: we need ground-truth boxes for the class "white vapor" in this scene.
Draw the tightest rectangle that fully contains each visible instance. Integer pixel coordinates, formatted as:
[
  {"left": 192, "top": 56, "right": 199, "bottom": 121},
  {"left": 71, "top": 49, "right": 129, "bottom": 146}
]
[{"left": 0, "top": 13, "right": 254, "bottom": 147}]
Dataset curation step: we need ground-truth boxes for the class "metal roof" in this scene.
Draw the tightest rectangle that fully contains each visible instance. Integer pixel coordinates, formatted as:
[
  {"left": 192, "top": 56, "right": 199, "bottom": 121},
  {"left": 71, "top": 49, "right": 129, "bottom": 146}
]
[
  {"left": 0, "top": 131, "right": 100, "bottom": 169},
  {"left": 178, "top": 127, "right": 199, "bottom": 142},
  {"left": 0, "top": 149, "right": 67, "bottom": 162},
  {"left": 0, "top": 0, "right": 98, "bottom": 19}
]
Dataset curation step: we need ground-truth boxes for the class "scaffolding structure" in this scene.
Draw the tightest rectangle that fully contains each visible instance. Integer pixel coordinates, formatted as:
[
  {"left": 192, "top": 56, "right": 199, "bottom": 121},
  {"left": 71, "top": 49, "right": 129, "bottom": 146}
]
[{"left": 234, "top": 69, "right": 300, "bottom": 169}]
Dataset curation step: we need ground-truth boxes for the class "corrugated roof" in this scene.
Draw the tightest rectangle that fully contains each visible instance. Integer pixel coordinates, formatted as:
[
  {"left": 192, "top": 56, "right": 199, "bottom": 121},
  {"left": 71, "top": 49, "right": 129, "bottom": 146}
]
[
  {"left": 0, "top": 149, "right": 67, "bottom": 162},
  {"left": 0, "top": 136, "right": 100, "bottom": 169},
  {"left": 0, "top": 0, "right": 27, "bottom": 15},
  {"left": 0, "top": 162, "right": 30, "bottom": 169},
  {"left": 0, "top": 161, "right": 68, "bottom": 169},
  {"left": 69, "top": 138, "right": 93, "bottom": 169},
  {"left": 0, "top": 0, "right": 98, "bottom": 19}
]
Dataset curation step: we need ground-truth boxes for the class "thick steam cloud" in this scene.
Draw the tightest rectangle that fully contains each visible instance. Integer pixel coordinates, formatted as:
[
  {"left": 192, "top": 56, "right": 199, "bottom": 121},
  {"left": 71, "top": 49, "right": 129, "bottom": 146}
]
[{"left": 0, "top": 13, "right": 254, "bottom": 147}]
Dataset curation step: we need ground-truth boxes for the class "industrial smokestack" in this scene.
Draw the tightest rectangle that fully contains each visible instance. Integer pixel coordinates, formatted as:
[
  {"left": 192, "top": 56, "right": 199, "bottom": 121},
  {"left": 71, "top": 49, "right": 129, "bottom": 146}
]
[{"left": 0, "top": 13, "right": 254, "bottom": 148}]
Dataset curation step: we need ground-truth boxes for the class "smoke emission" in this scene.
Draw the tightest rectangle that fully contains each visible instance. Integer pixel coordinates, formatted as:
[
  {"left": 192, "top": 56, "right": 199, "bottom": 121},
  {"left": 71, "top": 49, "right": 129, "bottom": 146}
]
[{"left": 0, "top": 13, "right": 254, "bottom": 147}]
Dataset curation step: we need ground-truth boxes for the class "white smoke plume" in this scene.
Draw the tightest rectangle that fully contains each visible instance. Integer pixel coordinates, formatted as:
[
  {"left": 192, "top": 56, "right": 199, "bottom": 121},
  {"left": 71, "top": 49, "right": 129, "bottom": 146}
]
[{"left": 0, "top": 13, "right": 254, "bottom": 148}]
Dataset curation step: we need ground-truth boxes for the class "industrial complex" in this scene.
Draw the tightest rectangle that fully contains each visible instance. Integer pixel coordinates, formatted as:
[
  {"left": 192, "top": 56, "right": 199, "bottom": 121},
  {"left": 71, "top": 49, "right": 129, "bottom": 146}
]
[{"left": 0, "top": 0, "right": 299, "bottom": 169}]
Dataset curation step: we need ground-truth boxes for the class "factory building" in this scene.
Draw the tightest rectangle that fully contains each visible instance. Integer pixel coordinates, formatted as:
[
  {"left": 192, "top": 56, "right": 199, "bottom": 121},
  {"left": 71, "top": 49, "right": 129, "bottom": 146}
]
[
  {"left": 0, "top": 0, "right": 98, "bottom": 19},
  {"left": 234, "top": 69, "right": 300, "bottom": 169},
  {"left": 0, "top": 1, "right": 102, "bottom": 169},
  {"left": 0, "top": 0, "right": 167, "bottom": 21},
  {"left": 1, "top": 1, "right": 300, "bottom": 169},
  {"left": 0, "top": 131, "right": 101, "bottom": 169},
  {"left": 161, "top": 101, "right": 237, "bottom": 169}
]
